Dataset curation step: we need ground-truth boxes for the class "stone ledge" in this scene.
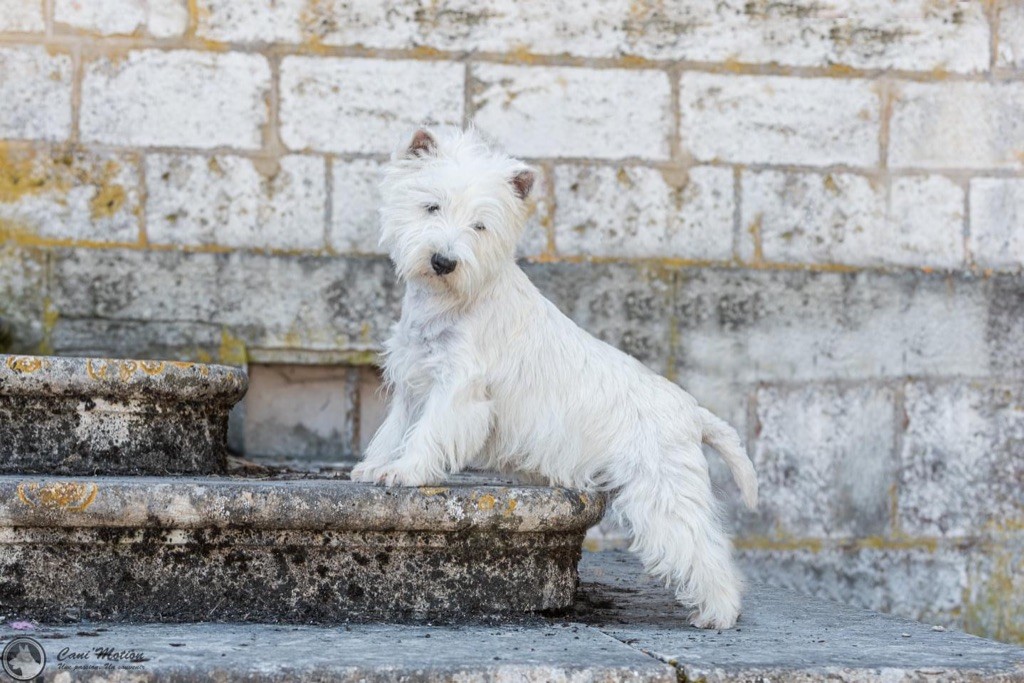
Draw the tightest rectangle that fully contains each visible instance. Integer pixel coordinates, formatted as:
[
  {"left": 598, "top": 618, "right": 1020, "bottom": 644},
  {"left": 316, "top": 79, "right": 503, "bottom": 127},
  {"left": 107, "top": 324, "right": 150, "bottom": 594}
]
[
  {"left": 0, "top": 474, "right": 604, "bottom": 623},
  {"left": 2, "top": 552, "right": 1021, "bottom": 683},
  {"left": 0, "top": 354, "right": 246, "bottom": 476},
  {"left": 0, "top": 474, "right": 602, "bottom": 533},
  {"left": 0, "top": 355, "right": 246, "bottom": 405}
]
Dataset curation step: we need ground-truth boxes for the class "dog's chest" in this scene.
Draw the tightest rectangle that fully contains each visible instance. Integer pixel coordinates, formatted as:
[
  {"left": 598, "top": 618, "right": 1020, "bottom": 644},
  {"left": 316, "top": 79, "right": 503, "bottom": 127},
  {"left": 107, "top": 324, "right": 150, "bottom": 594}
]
[{"left": 387, "top": 315, "right": 461, "bottom": 390}]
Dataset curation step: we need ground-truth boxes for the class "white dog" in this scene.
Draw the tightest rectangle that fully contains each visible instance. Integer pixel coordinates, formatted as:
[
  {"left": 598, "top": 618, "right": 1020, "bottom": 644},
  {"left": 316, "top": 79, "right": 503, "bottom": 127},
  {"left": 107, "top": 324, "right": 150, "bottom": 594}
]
[{"left": 351, "top": 127, "right": 759, "bottom": 629}]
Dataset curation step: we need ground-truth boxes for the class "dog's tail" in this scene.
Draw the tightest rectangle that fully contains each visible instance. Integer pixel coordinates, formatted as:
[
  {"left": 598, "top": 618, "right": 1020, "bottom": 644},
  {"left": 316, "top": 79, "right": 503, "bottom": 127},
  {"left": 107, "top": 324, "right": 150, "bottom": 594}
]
[{"left": 697, "top": 407, "right": 758, "bottom": 510}]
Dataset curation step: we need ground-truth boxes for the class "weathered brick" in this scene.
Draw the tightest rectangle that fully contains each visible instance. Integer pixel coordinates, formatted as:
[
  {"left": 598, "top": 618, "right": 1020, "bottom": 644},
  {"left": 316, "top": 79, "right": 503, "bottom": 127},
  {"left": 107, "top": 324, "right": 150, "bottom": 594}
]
[
  {"left": 680, "top": 73, "right": 880, "bottom": 167},
  {"left": 554, "top": 165, "right": 733, "bottom": 261},
  {"left": 749, "top": 384, "right": 896, "bottom": 539},
  {"left": 900, "top": 381, "right": 1024, "bottom": 537},
  {"left": 146, "top": 154, "right": 326, "bottom": 251},
  {"left": 81, "top": 51, "right": 271, "bottom": 150},
  {"left": 738, "top": 545, "right": 968, "bottom": 628},
  {"left": 49, "top": 250, "right": 402, "bottom": 355},
  {"left": 0, "top": 147, "right": 141, "bottom": 244},
  {"left": 0, "top": 246, "right": 46, "bottom": 354},
  {"left": 193, "top": 0, "right": 988, "bottom": 73},
  {"left": 280, "top": 57, "right": 463, "bottom": 154},
  {"left": 890, "top": 82, "right": 1024, "bottom": 170},
  {"left": 987, "top": 275, "right": 1024, "bottom": 380},
  {"left": 472, "top": 64, "right": 671, "bottom": 160},
  {"left": 195, "top": 0, "right": 315, "bottom": 44},
  {"left": 55, "top": 0, "right": 187, "bottom": 37},
  {"left": 674, "top": 269, "right": 990, "bottom": 383},
  {"left": 743, "top": 171, "right": 964, "bottom": 268},
  {"left": 523, "top": 262, "right": 674, "bottom": 374},
  {"left": 243, "top": 364, "right": 356, "bottom": 460},
  {"left": 0, "top": 47, "right": 73, "bottom": 141},
  {"left": 50, "top": 319, "right": 223, "bottom": 361},
  {"left": 329, "top": 159, "right": 384, "bottom": 255},
  {"left": 969, "top": 178, "right": 1024, "bottom": 270},
  {"left": 967, "top": 534, "right": 1024, "bottom": 644},
  {"left": 0, "top": 0, "right": 44, "bottom": 32},
  {"left": 621, "top": 0, "right": 989, "bottom": 72},
  {"left": 997, "top": 0, "right": 1024, "bottom": 69}
]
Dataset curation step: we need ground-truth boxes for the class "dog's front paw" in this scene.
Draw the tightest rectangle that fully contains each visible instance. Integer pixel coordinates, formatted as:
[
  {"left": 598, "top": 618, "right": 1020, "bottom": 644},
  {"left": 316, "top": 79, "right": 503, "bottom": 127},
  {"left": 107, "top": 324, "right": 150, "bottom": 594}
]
[
  {"left": 349, "top": 463, "right": 380, "bottom": 483},
  {"left": 372, "top": 459, "right": 440, "bottom": 488}
]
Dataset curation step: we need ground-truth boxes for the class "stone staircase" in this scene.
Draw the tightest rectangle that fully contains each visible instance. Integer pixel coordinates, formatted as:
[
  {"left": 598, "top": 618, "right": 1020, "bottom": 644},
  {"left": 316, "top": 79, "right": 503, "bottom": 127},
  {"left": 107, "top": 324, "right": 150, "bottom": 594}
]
[
  {"left": 0, "top": 353, "right": 600, "bottom": 624},
  {"left": 1, "top": 352, "right": 1023, "bottom": 682}
]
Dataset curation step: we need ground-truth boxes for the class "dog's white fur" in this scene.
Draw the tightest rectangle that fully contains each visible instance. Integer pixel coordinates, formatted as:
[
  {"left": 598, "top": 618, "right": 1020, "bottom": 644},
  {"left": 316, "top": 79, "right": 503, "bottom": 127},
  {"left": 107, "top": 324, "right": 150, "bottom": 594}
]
[{"left": 351, "top": 126, "right": 759, "bottom": 629}]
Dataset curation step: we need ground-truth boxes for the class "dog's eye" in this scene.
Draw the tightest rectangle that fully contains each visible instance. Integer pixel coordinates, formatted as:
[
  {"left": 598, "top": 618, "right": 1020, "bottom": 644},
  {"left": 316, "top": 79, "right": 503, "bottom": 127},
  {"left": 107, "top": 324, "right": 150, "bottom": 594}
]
[
  {"left": 473, "top": 222, "right": 486, "bottom": 231},
  {"left": 425, "top": 203, "right": 440, "bottom": 214}
]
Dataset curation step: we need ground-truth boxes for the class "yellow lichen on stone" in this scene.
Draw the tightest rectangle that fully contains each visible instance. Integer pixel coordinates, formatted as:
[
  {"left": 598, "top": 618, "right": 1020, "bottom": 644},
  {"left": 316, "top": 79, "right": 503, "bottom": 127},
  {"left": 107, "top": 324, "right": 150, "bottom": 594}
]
[
  {"left": 418, "top": 487, "right": 449, "bottom": 496},
  {"left": 5, "top": 355, "right": 45, "bottom": 373},
  {"left": 86, "top": 358, "right": 109, "bottom": 379},
  {"left": 477, "top": 494, "right": 496, "bottom": 511},
  {"left": 118, "top": 360, "right": 140, "bottom": 380},
  {"left": 139, "top": 360, "right": 167, "bottom": 376},
  {"left": 219, "top": 328, "right": 248, "bottom": 366},
  {"left": 17, "top": 482, "right": 99, "bottom": 512},
  {"left": 965, "top": 541, "right": 1024, "bottom": 645},
  {"left": 89, "top": 181, "right": 126, "bottom": 219},
  {"left": 0, "top": 146, "right": 51, "bottom": 203}
]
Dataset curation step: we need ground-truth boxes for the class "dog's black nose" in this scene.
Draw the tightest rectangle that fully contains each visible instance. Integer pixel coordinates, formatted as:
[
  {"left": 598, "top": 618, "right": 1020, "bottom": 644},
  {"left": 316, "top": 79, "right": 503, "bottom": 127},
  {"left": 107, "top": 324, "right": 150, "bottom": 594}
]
[{"left": 431, "top": 253, "right": 457, "bottom": 275}]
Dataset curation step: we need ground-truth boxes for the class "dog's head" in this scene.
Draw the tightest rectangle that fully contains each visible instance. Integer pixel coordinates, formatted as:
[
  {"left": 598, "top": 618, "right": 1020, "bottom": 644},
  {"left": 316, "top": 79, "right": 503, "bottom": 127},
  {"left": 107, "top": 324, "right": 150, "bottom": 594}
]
[{"left": 379, "top": 126, "right": 535, "bottom": 299}]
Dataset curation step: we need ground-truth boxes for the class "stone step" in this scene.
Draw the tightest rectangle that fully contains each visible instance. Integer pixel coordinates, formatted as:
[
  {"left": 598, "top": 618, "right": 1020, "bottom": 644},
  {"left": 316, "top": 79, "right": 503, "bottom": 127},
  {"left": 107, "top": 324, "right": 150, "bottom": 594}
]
[
  {"left": 0, "top": 354, "right": 246, "bottom": 476},
  {"left": 2, "top": 552, "right": 1022, "bottom": 682},
  {"left": 0, "top": 472, "right": 603, "bottom": 623}
]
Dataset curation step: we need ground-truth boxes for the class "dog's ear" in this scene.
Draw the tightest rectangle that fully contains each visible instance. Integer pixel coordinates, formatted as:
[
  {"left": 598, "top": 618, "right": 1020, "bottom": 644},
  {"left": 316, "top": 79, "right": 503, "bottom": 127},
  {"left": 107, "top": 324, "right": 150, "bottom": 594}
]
[
  {"left": 406, "top": 129, "right": 437, "bottom": 158},
  {"left": 510, "top": 169, "right": 535, "bottom": 200}
]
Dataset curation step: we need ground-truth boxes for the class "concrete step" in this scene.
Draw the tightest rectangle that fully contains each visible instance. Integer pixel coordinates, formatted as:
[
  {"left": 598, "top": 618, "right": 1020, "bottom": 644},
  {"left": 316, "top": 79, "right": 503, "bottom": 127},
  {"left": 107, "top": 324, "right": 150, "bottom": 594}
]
[
  {"left": 0, "top": 354, "right": 246, "bottom": 476},
  {"left": 0, "top": 471, "right": 603, "bottom": 623},
  {"left": 2, "top": 552, "right": 1022, "bottom": 682}
]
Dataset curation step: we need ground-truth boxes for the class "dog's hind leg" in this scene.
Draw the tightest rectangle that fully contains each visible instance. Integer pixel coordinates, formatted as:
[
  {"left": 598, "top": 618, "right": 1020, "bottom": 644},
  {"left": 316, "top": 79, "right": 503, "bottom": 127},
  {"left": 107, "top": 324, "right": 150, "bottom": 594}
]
[
  {"left": 611, "top": 442, "right": 743, "bottom": 629},
  {"left": 373, "top": 376, "right": 492, "bottom": 487}
]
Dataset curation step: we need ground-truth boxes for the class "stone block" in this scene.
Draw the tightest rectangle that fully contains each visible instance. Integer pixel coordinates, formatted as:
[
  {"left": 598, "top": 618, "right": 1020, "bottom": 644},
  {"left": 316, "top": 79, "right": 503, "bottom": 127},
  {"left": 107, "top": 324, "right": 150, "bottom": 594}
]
[
  {"left": 0, "top": 0, "right": 44, "bottom": 32},
  {"left": 969, "top": 178, "right": 1024, "bottom": 270},
  {"left": 890, "top": 81, "right": 1024, "bottom": 170},
  {"left": 749, "top": 383, "right": 896, "bottom": 538},
  {"left": 54, "top": 0, "right": 187, "bottom": 37},
  {"left": 736, "top": 545, "right": 969, "bottom": 628},
  {"left": 743, "top": 170, "right": 965, "bottom": 268},
  {"left": 81, "top": 51, "right": 271, "bottom": 150},
  {"left": 674, "top": 268, "right": 990, "bottom": 384},
  {"left": 472, "top": 64, "right": 672, "bottom": 160},
  {"left": 0, "top": 147, "right": 141, "bottom": 244},
  {"left": 243, "top": 364, "right": 356, "bottom": 460},
  {"left": 48, "top": 250, "right": 403, "bottom": 357},
  {"left": 279, "top": 57, "right": 463, "bottom": 154},
  {"left": 0, "top": 474, "right": 604, "bottom": 621},
  {"left": 146, "top": 154, "right": 326, "bottom": 251},
  {"left": 899, "top": 380, "right": 1024, "bottom": 537},
  {"left": 0, "top": 354, "right": 246, "bottom": 475},
  {"left": 0, "top": 47, "right": 73, "bottom": 141},
  {"left": 680, "top": 73, "right": 880, "bottom": 167},
  {"left": 554, "top": 164, "right": 733, "bottom": 260}
]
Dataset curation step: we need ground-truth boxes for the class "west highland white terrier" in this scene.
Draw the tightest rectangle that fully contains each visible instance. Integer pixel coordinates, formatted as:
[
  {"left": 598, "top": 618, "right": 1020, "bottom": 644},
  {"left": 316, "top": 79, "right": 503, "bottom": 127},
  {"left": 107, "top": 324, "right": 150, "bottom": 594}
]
[{"left": 351, "top": 127, "right": 759, "bottom": 629}]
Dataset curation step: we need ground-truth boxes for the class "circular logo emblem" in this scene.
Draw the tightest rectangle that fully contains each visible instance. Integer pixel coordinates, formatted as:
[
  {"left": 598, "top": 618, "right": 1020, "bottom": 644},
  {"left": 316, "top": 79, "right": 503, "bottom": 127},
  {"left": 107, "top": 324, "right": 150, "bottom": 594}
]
[{"left": 2, "top": 636, "right": 46, "bottom": 681}]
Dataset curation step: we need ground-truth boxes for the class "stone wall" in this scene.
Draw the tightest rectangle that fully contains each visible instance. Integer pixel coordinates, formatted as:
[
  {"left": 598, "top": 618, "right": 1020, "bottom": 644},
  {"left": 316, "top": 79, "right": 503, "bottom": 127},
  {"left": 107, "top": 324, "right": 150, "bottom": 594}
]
[{"left": 0, "top": 0, "right": 1021, "bottom": 643}]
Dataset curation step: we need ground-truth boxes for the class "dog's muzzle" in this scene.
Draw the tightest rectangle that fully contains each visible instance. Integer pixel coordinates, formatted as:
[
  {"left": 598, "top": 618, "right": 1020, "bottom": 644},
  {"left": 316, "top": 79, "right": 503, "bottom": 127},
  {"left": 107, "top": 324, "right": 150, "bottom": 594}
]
[{"left": 431, "top": 253, "right": 457, "bottom": 276}]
